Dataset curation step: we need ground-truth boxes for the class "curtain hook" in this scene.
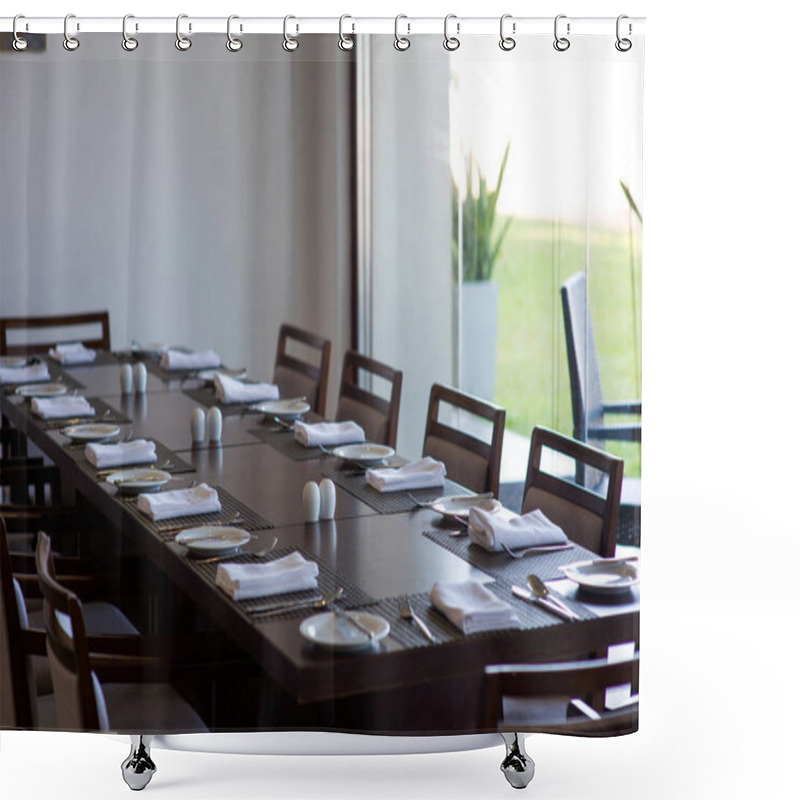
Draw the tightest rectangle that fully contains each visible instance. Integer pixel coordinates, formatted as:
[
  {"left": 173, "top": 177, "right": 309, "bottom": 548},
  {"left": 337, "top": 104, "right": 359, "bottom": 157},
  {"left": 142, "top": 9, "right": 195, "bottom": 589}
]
[
  {"left": 615, "top": 15, "right": 632, "bottom": 52},
  {"left": 176, "top": 14, "right": 192, "bottom": 51},
  {"left": 121, "top": 14, "right": 138, "bottom": 51},
  {"left": 394, "top": 15, "right": 410, "bottom": 51},
  {"left": 226, "top": 15, "right": 242, "bottom": 52},
  {"left": 63, "top": 14, "right": 80, "bottom": 51},
  {"left": 443, "top": 14, "right": 460, "bottom": 51},
  {"left": 283, "top": 15, "right": 299, "bottom": 52},
  {"left": 12, "top": 14, "right": 28, "bottom": 51},
  {"left": 499, "top": 14, "right": 515, "bottom": 51},
  {"left": 338, "top": 14, "right": 355, "bottom": 51},
  {"left": 553, "top": 14, "right": 570, "bottom": 51}
]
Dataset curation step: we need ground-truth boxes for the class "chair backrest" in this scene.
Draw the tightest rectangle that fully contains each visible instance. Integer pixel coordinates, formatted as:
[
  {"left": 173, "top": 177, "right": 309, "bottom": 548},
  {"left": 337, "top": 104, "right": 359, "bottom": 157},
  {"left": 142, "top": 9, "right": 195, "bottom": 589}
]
[
  {"left": 561, "top": 273, "right": 604, "bottom": 444},
  {"left": 35, "top": 531, "right": 104, "bottom": 731},
  {"left": 0, "top": 311, "right": 110, "bottom": 356},
  {"left": 0, "top": 464, "right": 62, "bottom": 506},
  {"left": 0, "top": 517, "right": 39, "bottom": 727},
  {"left": 422, "top": 384, "right": 506, "bottom": 497},
  {"left": 483, "top": 654, "right": 639, "bottom": 733},
  {"left": 335, "top": 351, "right": 403, "bottom": 448},
  {"left": 273, "top": 324, "right": 332, "bottom": 417},
  {"left": 521, "top": 427, "right": 622, "bottom": 557}
]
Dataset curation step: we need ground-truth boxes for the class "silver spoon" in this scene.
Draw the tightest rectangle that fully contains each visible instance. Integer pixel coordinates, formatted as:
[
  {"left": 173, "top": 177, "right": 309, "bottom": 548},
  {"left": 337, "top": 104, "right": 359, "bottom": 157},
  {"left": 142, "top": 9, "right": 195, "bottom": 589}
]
[
  {"left": 526, "top": 574, "right": 579, "bottom": 619},
  {"left": 250, "top": 586, "right": 343, "bottom": 618}
]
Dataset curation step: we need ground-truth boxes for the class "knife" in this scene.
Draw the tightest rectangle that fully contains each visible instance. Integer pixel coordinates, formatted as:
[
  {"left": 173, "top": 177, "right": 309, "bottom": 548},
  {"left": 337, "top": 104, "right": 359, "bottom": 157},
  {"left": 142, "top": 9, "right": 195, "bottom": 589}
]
[
  {"left": 511, "top": 585, "right": 577, "bottom": 622},
  {"left": 331, "top": 606, "right": 375, "bottom": 641}
]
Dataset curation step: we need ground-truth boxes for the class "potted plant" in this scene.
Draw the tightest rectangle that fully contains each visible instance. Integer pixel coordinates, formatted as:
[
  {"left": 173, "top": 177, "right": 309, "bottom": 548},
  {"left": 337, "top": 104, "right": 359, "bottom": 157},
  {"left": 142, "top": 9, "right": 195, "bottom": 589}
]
[{"left": 452, "top": 142, "right": 511, "bottom": 401}]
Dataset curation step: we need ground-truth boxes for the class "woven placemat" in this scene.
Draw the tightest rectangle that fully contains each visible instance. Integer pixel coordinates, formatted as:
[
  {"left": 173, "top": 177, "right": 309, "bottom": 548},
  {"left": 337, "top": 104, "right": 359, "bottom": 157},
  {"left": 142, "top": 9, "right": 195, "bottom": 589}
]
[
  {"left": 376, "top": 588, "right": 595, "bottom": 651},
  {"left": 192, "top": 547, "right": 378, "bottom": 621},
  {"left": 126, "top": 486, "right": 273, "bottom": 539},
  {"left": 247, "top": 427, "right": 330, "bottom": 461},
  {"left": 41, "top": 397, "right": 132, "bottom": 430},
  {"left": 67, "top": 437, "right": 194, "bottom": 479},
  {"left": 318, "top": 469, "right": 472, "bottom": 515},
  {"left": 421, "top": 529, "right": 598, "bottom": 584}
]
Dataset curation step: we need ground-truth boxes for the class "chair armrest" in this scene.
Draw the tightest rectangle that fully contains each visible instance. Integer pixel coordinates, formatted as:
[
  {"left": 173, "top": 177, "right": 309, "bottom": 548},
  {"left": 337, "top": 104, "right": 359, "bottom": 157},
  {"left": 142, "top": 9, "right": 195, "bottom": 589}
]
[
  {"left": 602, "top": 401, "right": 641, "bottom": 415},
  {"left": 587, "top": 423, "right": 641, "bottom": 443}
]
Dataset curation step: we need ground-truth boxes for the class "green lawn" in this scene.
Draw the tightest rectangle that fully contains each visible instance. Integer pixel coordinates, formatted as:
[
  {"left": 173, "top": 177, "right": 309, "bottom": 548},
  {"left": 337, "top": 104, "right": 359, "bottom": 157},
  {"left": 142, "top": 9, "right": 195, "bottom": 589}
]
[{"left": 492, "top": 215, "right": 642, "bottom": 477}]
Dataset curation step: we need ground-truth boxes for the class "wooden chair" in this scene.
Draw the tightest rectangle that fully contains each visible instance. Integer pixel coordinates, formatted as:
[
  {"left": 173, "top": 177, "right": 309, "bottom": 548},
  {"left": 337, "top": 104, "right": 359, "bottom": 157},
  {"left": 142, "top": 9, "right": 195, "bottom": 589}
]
[
  {"left": 0, "top": 463, "right": 62, "bottom": 507},
  {"left": 335, "top": 351, "right": 402, "bottom": 448},
  {"left": 483, "top": 653, "right": 639, "bottom": 735},
  {"left": 422, "top": 384, "right": 505, "bottom": 497},
  {"left": 521, "top": 427, "right": 623, "bottom": 558},
  {"left": 35, "top": 532, "right": 208, "bottom": 732},
  {"left": 0, "top": 311, "right": 110, "bottom": 356},
  {"left": 273, "top": 324, "right": 331, "bottom": 417}
]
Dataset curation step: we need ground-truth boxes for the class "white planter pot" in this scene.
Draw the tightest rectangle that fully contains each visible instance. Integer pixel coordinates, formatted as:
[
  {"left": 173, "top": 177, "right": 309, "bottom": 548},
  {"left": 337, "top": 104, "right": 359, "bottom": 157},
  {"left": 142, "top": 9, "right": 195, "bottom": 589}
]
[{"left": 460, "top": 280, "right": 498, "bottom": 402}]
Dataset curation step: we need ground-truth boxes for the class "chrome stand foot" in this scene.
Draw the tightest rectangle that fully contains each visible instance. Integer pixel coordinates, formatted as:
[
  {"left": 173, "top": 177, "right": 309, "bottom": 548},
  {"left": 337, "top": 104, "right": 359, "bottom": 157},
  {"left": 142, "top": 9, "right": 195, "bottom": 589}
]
[
  {"left": 121, "top": 735, "right": 156, "bottom": 791},
  {"left": 499, "top": 733, "right": 535, "bottom": 789}
]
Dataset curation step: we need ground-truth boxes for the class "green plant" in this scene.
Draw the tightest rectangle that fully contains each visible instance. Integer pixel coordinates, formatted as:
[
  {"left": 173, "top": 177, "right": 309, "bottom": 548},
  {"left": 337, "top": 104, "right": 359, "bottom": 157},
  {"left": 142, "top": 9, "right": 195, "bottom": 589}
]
[{"left": 452, "top": 142, "right": 512, "bottom": 282}]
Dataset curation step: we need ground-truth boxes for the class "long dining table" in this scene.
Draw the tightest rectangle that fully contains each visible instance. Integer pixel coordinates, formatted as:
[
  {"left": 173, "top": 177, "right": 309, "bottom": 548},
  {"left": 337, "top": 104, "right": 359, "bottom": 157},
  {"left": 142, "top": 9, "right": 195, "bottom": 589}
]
[{"left": 1, "top": 352, "right": 640, "bottom": 734}]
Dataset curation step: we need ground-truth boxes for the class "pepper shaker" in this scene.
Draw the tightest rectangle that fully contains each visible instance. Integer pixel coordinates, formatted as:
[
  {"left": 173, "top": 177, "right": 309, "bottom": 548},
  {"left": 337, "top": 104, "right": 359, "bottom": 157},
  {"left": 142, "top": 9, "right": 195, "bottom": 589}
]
[
  {"left": 119, "top": 363, "right": 133, "bottom": 394},
  {"left": 302, "top": 481, "right": 321, "bottom": 523},
  {"left": 190, "top": 407, "right": 205, "bottom": 445},
  {"left": 207, "top": 406, "right": 223, "bottom": 443},
  {"left": 133, "top": 362, "right": 147, "bottom": 393}
]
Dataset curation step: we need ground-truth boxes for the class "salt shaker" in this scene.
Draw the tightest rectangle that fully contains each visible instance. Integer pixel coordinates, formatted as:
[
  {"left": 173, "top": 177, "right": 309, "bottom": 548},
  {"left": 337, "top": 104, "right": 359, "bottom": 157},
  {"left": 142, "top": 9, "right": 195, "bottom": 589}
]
[
  {"left": 302, "top": 481, "right": 321, "bottom": 523},
  {"left": 207, "top": 406, "right": 223, "bottom": 443},
  {"left": 119, "top": 363, "right": 133, "bottom": 394},
  {"left": 319, "top": 478, "right": 336, "bottom": 520},
  {"left": 133, "top": 362, "right": 147, "bottom": 393},
  {"left": 190, "top": 407, "right": 205, "bottom": 445}
]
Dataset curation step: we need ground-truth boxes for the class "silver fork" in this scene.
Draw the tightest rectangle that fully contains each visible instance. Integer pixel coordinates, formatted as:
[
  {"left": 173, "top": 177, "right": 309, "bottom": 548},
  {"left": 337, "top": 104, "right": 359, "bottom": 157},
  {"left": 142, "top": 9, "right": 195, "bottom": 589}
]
[
  {"left": 159, "top": 509, "right": 242, "bottom": 535},
  {"left": 501, "top": 542, "right": 574, "bottom": 559},
  {"left": 398, "top": 595, "right": 436, "bottom": 643},
  {"left": 196, "top": 534, "right": 279, "bottom": 564}
]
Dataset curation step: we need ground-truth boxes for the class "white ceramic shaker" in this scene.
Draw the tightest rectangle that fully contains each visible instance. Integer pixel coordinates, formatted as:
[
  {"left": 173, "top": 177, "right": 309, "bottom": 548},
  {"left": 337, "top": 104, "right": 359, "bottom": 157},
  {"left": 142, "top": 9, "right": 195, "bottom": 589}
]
[
  {"left": 119, "top": 363, "right": 133, "bottom": 394},
  {"left": 207, "top": 407, "right": 223, "bottom": 443},
  {"left": 190, "top": 407, "right": 205, "bottom": 445},
  {"left": 133, "top": 362, "right": 148, "bottom": 393},
  {"left": 319, "top": 478, "right": 336, "bottom": 520},
  {"left": 302, "top": 481, "right": 321, "bottom": 523}
]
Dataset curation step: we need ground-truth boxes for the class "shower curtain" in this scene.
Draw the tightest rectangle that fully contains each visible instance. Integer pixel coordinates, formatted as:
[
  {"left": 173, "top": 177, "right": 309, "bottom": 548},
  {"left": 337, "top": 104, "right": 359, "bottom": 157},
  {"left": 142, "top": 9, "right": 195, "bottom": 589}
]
[{"left": 0, "top": 15, "right": 643, "bottom": 749}]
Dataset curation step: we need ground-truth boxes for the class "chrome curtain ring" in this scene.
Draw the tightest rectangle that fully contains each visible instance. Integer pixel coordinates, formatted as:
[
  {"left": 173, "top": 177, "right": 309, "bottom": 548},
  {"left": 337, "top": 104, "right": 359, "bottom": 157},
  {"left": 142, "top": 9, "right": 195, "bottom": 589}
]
[
  {"left": 226, "top": 15, "right": 242, "bottom": 52},
  {"left": 615, "top": 15, "right": 632, "bottom": 51},
  {"left": 12, "top": 14, "right": 28, "bottom": 51},
  {"left": 63, "top": 14, "right": 80, "bottom": 51},
  {"left": 176, "top": 14, "right": 192, "bottom": 51},
  {"left": 394, "top": 15, "right": 410, "bottom": 51},
  {"left": 444, "top": 14, "right": 460, "bottom": 51},
  {"left": 338, "top": 14, "right": 355, "bottom": 51},
  {"left": 121, "top": 14, "right": 138, "bottom": 51},
  {"left": 499, "top": 14, "right": 515, "bottom": 51},
  {"left": 553, "top": 14, "right": 570, "bottom": 51},
  {"left": 283, "top": 15, "right": 299, "bottom": 52}
]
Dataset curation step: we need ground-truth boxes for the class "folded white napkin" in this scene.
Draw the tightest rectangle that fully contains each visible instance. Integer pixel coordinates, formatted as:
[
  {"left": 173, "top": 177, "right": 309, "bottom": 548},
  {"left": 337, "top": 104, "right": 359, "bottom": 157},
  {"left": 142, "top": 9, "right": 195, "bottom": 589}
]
[
  {"left": 137, "top": 483, "right": 221, "bottom": 521},
  {"left": 159, "top": 349, "right": 221, "bottom": 372},
  {"left": 86, "top": 439, "right": 157, "bottom": 469},
  {"left": 293, "top": 420, "right": 366, "bottom": 448},
  {"left": 48, "top": 342, "right": 97, "bottom": 364},
  {"left": 467, "top": 506, "right": 568, "bottom": 553},
  {"left": 366, "top": 456, "right": 446, "bottom": 493},
  {"left": 430, "top": 580, "right": 522, "bottom": 634},
  {"left": 214, "top": 373, "right": 279, "bottom": 405},
  {"left": 215, "top": 551, "right": 319, "bottom": 601},
  {"left": 31, "top": 395, "right": 95, "bottom": 420},
  {"left": 0, "top": 361, "right": 50, "bottom": 385}
]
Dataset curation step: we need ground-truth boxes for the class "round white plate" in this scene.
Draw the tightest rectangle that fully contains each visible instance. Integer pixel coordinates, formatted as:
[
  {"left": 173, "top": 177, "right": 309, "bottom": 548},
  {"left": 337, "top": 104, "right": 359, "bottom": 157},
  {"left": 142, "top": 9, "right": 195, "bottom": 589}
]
[
  {"left": 15, "top": 383, "right": 68, "bottom": 397},
  {"left": 62, "top": 423, "right": 120, "bottom": 442},
  {"left": 106, "top": 468, "right": 171, "bottom": 494},
  {"left": 197, "top": 367, "right": 248, "bottom": 383},
  {"left": 561, "top": 559, "right": 640, "bottom": 596},
  {"left": 252, "top": 398, "right": 311, "bottom": 420},
  {"left": 0, "top": 356, "right": 28, "bottom": 368},
  {"left": 431, "top": 495, "right": 499, "bottom": 519},
  {"left": 175, "top": 526, "right": 250, "bottom": 556},
  {"left": 332, "top": 443, "right": 395, "bottom": 465},
  {"left": 300, "top": 611, "right": 390, "bottom": 651}
]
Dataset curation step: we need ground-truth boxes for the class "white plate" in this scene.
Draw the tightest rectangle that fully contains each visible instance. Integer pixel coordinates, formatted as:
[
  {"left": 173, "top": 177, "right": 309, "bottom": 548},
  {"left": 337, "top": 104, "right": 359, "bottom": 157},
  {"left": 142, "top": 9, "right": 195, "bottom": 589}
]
[
  {"left": 560, "top": 559, "right": 640, "bottom": 596},
  {"left": 15, "top": 383, "right": 68, "bottom": 397},
  {"left": 300, "top": 611, "right": 390, "bottom": 651},
  {"left": 431, "top": 495, "right": 499, "bottom": 519},
  {"left": 174, "top": 526, "right": 251, "bottom": 556},
  {"left": 62, "top": 423, "right": 121, "bottom": 442},
  {"left": 332, "top": 443, "right": 395, "bottom": 465},
  {"left": 251, "top": 398, "right": 311, "bottom": 420},
  {"left": 197, "top": 367, "right": 248, "bottom": 383},
  {"left": 0, "top": 356, "right": 28, "bottom": 368},
  {"left": 106, "top": 468, "right": 171, "bottom": 494}
]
